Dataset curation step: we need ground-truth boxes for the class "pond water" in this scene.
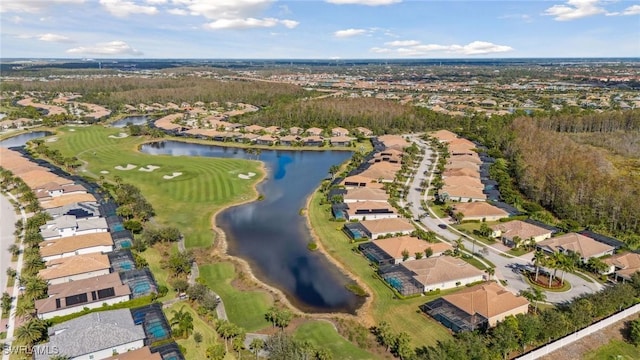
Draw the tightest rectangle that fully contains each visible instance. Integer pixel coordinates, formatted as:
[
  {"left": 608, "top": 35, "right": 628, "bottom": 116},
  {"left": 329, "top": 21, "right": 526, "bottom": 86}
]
[
  {"left": 111, "top": 116, "right": 150, "bottom": 128},
  {"left": 140, "top": 141, "right": 364, "bottom": 313},
  {"left": 0, "top": 131, "right": 51, "bottom": 148}
]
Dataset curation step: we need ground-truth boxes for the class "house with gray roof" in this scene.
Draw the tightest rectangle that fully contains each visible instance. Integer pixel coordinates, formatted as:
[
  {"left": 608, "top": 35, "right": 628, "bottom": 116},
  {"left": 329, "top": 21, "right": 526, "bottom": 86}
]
[
  {"left": 34, "top": 309, "right": 146, "bottom": 360},
  {"left": 39, "top": 215, "right": 108, "bottom": 240},
  {"left": 46, "top": 201, "right": 101, "bottom": 220}
]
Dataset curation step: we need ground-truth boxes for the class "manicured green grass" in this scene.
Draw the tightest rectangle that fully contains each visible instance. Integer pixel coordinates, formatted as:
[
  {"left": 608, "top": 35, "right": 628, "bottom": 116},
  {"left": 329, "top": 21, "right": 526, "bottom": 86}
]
[
  {"left": 584, "top": 339, "right": 639, "bottom": 360},
  {"left": 199, "top": 263, "right": 273, "bottom": 332},
  {"left": 293, "top": 321, "right": 377, "bottom": 360},
  {"left": 309, "top": 191, "right": 452, "bottom": 349},
  {"left": 163, "top": 302, "right": 223, "bottom": 360},
  {"left": 140, "top": 245, "right": 177, "bottom": 300},
  {"left": 507, "top": 247, "right": 531, "bottom": 257},
  {"left": 46, "top": 125, "right": 261, "bottom": 248}
]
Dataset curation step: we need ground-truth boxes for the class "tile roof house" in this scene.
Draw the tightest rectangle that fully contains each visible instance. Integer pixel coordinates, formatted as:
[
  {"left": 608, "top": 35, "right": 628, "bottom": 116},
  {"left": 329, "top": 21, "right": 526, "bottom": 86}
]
[
  {"left": 359, "top": 218, "right": 414, "bottom": 239},
  {"left": 369, "top": 236, "right": 452, "bottom": 264},
  {"left": 359, "top": 161, "right": 401, "bottom": 183},
  {"left": 537, "top": 233, "right": 615, "bottom": 262},
  {"left": 289, "top": 126, "right": 303, "bottom": 135},
  {"left": 263, "top": 126, "right": 281, "bottom": 134},
  {"left": 354, "top": 127, "right": 373, "bottom": 137},
  {"left": 343, "top": 187, "right": 389, "bottom": 203},
  {"left": 331, "top": 127, "right": 350, "bottom": 137},
  {"left": 255, "top": 134, "right": 278, "bottom": 146},
  {"left": 490, "top": 220, "right": 553, "bottom": 247},
  {"left": 306, "top": 127, "right": 324, "bottom": 136},
  {"left": 329, "top": 136, "right": 354, "bottom": 147},
  {"left": 40, "top": 232, "right": 114, "bottom": 262},
  {"left": 244, "top": 124, "right": 265, "bottom": 133},
  {"left": 452, "top": 202, "right": 509, "bottom": 222},
  {"left": 440, "top": 184, "right": 487, "bottom": 203},
  {"left": 301, "top": 135, "right": 325, "bottom": 147},
  {"left": 343, "top": 201, "right": 398, "bottom": 221},
  {"left": 341, "top": 175, "right": 385, "bottom": 189},
  {"left": 34, "top": 182, "right": 87, "bottom": 200},
  {"left": 39, "top": 215, "right": 109, "bottom": 240},
  {"left": 35, "top": 273, "right": 131, "bottom": 319},
  {"left": 603, "top": 252, "right": 640, "bottom": 281},
  {"left": 377, "top": 135, "right": 408, "bottom": 151},
  {"left": 423, "top": 282, "right": 529, "bottom": 332},
  {"left": 400, "top": 256, "right": 485, "bottom": 292},
  {"left": 40, "top": 193, "right": 98, "bottom": 209},
  {"left": 46, "top": 201, "right": 101, "bottom": 219},
  {"left": 34, "top": 309, "right": 146, "bottom": 360},
  {"left": 279, "top": 135, "right": 300, "bottom": 146},
  {"left": 430, "top": 130, "right": 459, "bottom": 143},
  {"left": 39, "top": 253, "right": 112, "bottom": 285}
]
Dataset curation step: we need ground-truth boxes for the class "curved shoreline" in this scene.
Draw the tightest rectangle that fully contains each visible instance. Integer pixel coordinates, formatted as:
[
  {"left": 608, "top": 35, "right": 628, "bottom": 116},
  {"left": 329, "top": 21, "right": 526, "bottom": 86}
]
[{"left": 206, "top": 159, "right": 369, "bottom": 323}]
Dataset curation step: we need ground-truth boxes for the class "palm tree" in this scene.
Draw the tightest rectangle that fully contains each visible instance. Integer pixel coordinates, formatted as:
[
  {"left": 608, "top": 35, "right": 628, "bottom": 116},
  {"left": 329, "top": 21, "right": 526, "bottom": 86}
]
[
  {"left": 15, "top": 298, "right": 36, "bottom": 321},
  {"left": 328, "top": 165, "right": 340, "bottom": 180},
  {"left": 22, "top": 276, "right": 48, "bottom": 300},
  {"left": 249, "top": 338, "right": 265, "bottom": 359},
  {"left": 485, "top": 267, "right": 495, "bottom": 281},
  {"left": 545, "top": 253, "right": 558, "bottom": 287},
  {"left": 15, "top": 318, "right": 48, "bottom": 347},
  {"left": 559, "top": 253, "right": 575, "bottom": 284},
  {"left": 170, "top": 306, "right": 194, "bottom": 338},
  {"left": 533, "top": 250, "right": 546, "bottom": 281},
  {"left": 519, "top": 287, "right": 546, "bottom": 314}
]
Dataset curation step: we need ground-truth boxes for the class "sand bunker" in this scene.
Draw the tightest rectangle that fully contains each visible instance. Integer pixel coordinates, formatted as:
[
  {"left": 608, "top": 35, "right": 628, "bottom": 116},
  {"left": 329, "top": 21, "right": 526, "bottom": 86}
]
[
  {"left": 100, "top": 170, "right": 109, "bottom": 174},
  {"left": 68, "top": 129, "right": 76, "bottom": 132},
  {"left": 115, "top": 164, "right": 137, "bottom": 171},
  {"left": 108, "top": 132, "right": 129, "bottom": 139},
  {"left": 45, "top": 137, "right": 58, "bottom": 142},
  {"left": 163, "top": 172, "right": 183, "bottom": 180},
  {"left": 237, "top": 172, "right": 257, "bottom": 180},
  {"left": 139, "top": 165, "right": 160, "bottom": 172}
]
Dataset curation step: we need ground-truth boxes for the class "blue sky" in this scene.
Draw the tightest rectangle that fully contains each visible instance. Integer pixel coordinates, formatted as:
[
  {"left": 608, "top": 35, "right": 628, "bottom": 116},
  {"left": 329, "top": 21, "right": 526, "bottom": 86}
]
[{"left": 1, "top": 0, "right": 638, "bottom": 58}]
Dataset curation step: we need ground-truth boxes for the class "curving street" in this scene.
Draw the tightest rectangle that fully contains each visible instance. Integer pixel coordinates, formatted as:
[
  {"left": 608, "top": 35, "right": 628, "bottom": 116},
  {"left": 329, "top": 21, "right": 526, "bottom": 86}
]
[{"left": 403, "top": 134, "right": 603, "bottom": 303}]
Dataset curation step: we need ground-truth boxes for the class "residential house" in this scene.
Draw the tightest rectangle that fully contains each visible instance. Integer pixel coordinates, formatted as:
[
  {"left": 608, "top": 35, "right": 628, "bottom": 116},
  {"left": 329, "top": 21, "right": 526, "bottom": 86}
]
[
  {"left": 341, "top": 174, "right": 385, "bottom": 189},
  {"left": 34, "top": 309, "right": 146, "bottom": 360},
  {"left": 40, "top": 193, "right": 98, "bottom": 209},
  {"left": 39, "top": 253, "right": 111, "bottom": 285},
  {"left": 104, "top": 346, "right": 162, "bottom": 360},
  {"left": 343, "top": 187, "right": 389, "bottom": 203},
  {"left": 443, "top": 168, "right": 479, "bottom": 178},
  {"left": 244, "top": 124, "right": 265, "bottom": 134},
  {"left": 423, "top": 282, "right": 529, "bottom": 332},
  {"left": 362, "top": 236, "right": 452, "bottom": 264},
  {"left": 384, "top": 256, "right": 484, "bottom": 296},
  {"left": 446, "top": 160, "right": 480, "bottom": 171},
  {"left": 306, "top": 127, "right": 324, "bottom": 136},
  {"left": 490, "top": 220, "right": 553, "bottom": 247},
  {"left": 440, "top": 184, "right": 487, "bottom": 203},
  {"left": 536, "top": 233, "right": 615, "bottom": 262},
  {"left": 359, "top": 218, "right": 414, "bottom": 239},
  {"left": 35, "top": 273, "right": 131, "bottom": 319},
  {"left": 46, "top": 201, "right": 101, "bottom": 220},
  {"left": 451, "top": 202, "right": 509, "bottom": 222},
  {"left": 331, "top": 127, "right": 350, "bottom": 137},
  {"left": 448, "top": 153, "right": 482, "bottom": 165},
  {"left": 430, "top": 129, "right": 459, "bottom": 143},
  {"left": 34, "top": 182, "right": 87, "bottom": 201},
  {"left": 343, "top": 201, "right": 398, "bottom": 221},
  {"left": 603, "top": 252, "right": 640, "bottom": 282},
  {"left": 354, "top": 127, "right": 373, "bottom": 137},
  {"left": 359, "top": 161, "right": 400, "bottom": 183},
  {"left": 255, "top": 135, "right": 278, "bottom": 146},
  {"left": 279, "top": 135, "right": 300, "bottom": 146},
  {"left": 289, "top": 126, "right": 303, "bottom": 135},
  {"left": 240, "top": 133, "right": 259, "bottom": 143},
  {"left": 39, "top": 215, "right": 108, "bottom": 240},
  {"left": 330, "top": 136, "right": 354, "bottom": 147},
  {"left": 40, "top": 232, "right": 114, "bottom": 262},
  {"left": 377, "top": 135, "right": 408, "bottom": 151},
  {"left": 301, "top": 135, "right": 325, "bottom": 147},
  {"left": 263, "top": 126, "right": 281, "bottom": 135}
]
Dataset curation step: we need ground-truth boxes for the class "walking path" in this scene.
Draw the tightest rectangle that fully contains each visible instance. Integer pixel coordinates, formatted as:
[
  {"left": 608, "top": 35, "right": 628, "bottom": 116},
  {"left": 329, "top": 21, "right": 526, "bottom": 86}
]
[{"left": 1, "top": 193, "right": 27, "bottom": 360}]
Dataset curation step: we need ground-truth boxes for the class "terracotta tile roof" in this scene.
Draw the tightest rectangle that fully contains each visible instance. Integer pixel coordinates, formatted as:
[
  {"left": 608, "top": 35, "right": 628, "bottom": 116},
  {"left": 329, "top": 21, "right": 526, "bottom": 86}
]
[
  {"left": 490, "top": 220, "right": 552, "bottom": 240},
  {"left": 538, "top": 233, "right": 615, "bottom": 258},
  {"left": 341, "top": 175, "right": 385, "bottom": 189},
  {"left": 40, "top": 193, "right": 97, "bottom": 209},
  {"left": 443, "top": 175, "right": 484, "bottom": 188},
  {"left": 18, "top": 169, "right": 73, "bottom": 189},
  {"left": 377, "top": 135, "right": 408, "bottom": 149},
  {"left": 154, "top": 113, "right": 183, "bottom": 130},
  {"left": 360, "top": 218, "right": 414, "bottom": 235},
  {"left": 35, "top": 273, "right": 130, "bottom": 315},
  {"left": 441, "top": 184, "right": 487, "bottom": 200},
  {"left": 346, "top": 201, "right": 396, "bottom": 216},
  {"left": 603, "top": 253, "right": 640, "bottom": 279},
  {"left": 104, "top": 346, "right": 162, "bottom": 360},
  {"left": 448, "top": 137, "right": 476, "bottom": 149},
  {"left": 429, "top": 130, "right": 458, "bottom": 142},
  {"left": 453, "top": 202, "right": 508, "bottom": 218},
  {"left": 279, "top": 135, "right": 300, "bottom": 142},
  {"left": 373, "top": 236, "right": 452, "bottom": 259},
  {"left": 306, "top": 127, "right": 324, "bottom": 136},
  {"left": 355, "top": 127, "right": 373, "bottom": 136},
  {"left": 39, "top": 232, "right": 113, "bottom": 258},
  {"left": 263, "top": 126, "right": 281, "bottom": 134},
  {"left": 446, "top": 160, "right": 480, "bottom": 171},
  {"left": 441, "top": 282, "right": 529, "bottom": 319},
  {"left": 443, "top": 168, "right": 480, "bottom": 178},
  {"left": 331, "top": 127, "right": 349, "bottom": 135},
  {"left": 289, "top": 127, "right": 303, "bottom": 135},
  {"left": 402, "top": 256, "right": 484, "bottom": 286},
  {"left": 39, "top": 253, "right": 111, "bottom": 281},
  {"left": 344, "top": 187, "right": 389, "bottom": 202},
  {"left": 449, "top": 153, "right": 482, "bottom": 164},
  {"left": 329, "top": 136, "right": 355, "bottom": 144}
]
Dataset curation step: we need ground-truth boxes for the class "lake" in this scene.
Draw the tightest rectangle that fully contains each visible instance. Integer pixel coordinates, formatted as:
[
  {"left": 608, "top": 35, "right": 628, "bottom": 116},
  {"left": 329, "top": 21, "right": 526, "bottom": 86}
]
[
  {"left": 111, "top": 116, "right": 151, "bottom": 128},
  {"left": 0, "top": 131, "right": 51, "bottom": 148},
  {"left": 140, "top": 141, "right": 364, "bottom": 313}
]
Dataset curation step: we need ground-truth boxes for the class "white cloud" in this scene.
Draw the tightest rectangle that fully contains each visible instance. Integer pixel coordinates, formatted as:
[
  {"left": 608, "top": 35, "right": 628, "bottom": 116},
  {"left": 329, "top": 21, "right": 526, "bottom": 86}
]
[
  {"left": 145, "top": 0, "right": 166, "bottom": 4},
  {"left": 326, "top": 0, "right": 401, "bottom": 5},
  {"left": 543, "top": 0, "right": 606, "bottom": 21},
  {"left": 334, "top": 28, "right": 368, "bottom": 38},
  {"left": 370, "top": 40, "right": 514, "bottom": 56},
  {"left": 0, "top": 0, "right": 84, "bottom": 13},
  {"left": 167, "top": 8, "right": 188, "bottom": 15},
  {"left": 66, "top": 40, "right": 143, "bottom": 56},
  {"left": 621, "top": 5, "right": 640, "bottom": 15},
  {"left": 99, "top": 0, "right": 158, "bottom": 17},
  {"left": 385, "top": 40, "right": 420, "bottom": 47},
  {"left": 38, "top": 33, "right": 74, "bottom": 43},
  {"left": 205, "top": 17, "right": 298, "bottom": 30}
]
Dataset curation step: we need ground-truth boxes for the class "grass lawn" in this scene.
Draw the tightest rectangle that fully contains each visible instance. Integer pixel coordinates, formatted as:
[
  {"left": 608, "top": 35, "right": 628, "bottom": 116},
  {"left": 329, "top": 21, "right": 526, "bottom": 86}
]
[
  {"left": 293, "top": 321, "right": 376, "bottom": 360},
  {"left": 199, "top": 263, "right": 273, "bottom": 332},
  {"left": 309, "top": 191, "right": 452, "bottom": 349},
  {"left": 46, "top": 125, "right": 261, "bottom": 249},
  {"left": 140, "top": 245, "right": 178, "bottom": 301},
  {"left": 163, "top": 302, "right": 227, "bottom": 360},
  {"left": 584, "top": 339, "right": 639, "bottom": 360},
  {"left": 507, "top": 247, "right": 531, "bottom": 257}
]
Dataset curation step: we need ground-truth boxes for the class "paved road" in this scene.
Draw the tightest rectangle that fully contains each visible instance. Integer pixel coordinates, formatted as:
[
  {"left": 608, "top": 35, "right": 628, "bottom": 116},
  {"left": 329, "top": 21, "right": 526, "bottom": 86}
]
[
  {"left": 0, "top": 194, "right": 17, "bottom": 298},
  {"left": 404, "top": 135, "right": 603, "bottom": 303}
]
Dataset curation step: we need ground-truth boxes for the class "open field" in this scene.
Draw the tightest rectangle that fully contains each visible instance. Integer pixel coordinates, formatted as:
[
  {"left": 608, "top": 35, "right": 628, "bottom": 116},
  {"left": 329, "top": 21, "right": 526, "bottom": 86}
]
[
  {"left": 199, "top": 263, "right": 273, "bottom": 332},
  {"left": 45, "top": 125, "right": 261, "bottom": 248},
  {"left": 308, "top": 191, "right": 453, "bottom": 348},
  {"left": 293, "top": 321, "right": 376, "bottom": 360}
]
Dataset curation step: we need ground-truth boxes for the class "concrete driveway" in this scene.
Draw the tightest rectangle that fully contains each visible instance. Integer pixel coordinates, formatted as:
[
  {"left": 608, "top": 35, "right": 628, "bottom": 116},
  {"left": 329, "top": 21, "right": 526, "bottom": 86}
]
[{"left": 403, "top": 135, "right": 603, "bottom": 304}]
